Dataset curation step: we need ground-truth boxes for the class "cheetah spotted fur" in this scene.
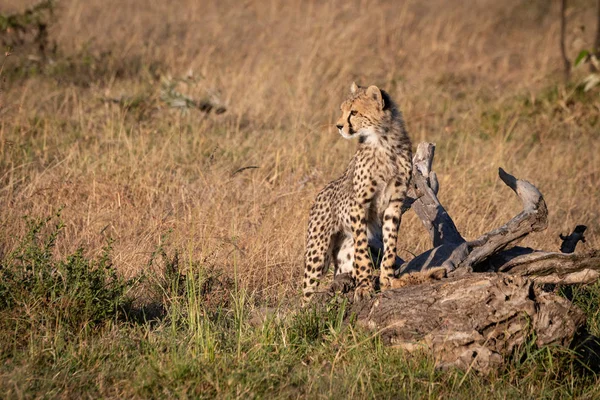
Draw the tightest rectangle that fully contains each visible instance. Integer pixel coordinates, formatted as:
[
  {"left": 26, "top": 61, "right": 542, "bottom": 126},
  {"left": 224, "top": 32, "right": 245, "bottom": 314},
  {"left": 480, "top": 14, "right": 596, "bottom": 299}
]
[{"left": 303, "top": 83, "right": 412, "bottom": 302}]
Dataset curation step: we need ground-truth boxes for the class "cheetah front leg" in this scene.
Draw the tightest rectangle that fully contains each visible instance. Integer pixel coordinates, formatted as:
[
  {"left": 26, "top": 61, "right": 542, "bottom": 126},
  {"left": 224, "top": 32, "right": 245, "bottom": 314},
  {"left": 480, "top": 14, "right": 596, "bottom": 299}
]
[
  {"left": 380, "top": 176, "right": 409, "bottom": 290},
  {"left": 350, "top": 201, "right": 374, "bottom": 299}
]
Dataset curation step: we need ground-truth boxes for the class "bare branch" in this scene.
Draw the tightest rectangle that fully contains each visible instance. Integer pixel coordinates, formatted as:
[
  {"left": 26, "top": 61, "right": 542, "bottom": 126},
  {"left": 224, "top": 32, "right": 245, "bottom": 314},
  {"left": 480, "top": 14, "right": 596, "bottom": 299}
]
[
  {"left": 594, "top": 0, "right": 600, "bottom": 71},
  {"left": 230, "top": 166, "right": 259, "bottom": 177},
  {"left": 560, "top": 225, "right": 587, "bottom": 253},
  {"left": 560, "top": 0, "right": 571, "bottom": 80},
  {"left": 460, "top": 168, "right": 548, "bottom": 271},
  {"left": 409, "top": 143, "right": 464, "bottom": 247},
  {"left": 499, "top": 250, "right": 600, "bottom": 284}
]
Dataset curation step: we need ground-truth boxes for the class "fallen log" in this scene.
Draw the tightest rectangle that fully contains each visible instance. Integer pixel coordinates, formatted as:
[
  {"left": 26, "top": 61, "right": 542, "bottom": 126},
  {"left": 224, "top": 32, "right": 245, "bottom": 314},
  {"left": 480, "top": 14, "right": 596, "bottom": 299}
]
[
  {"left": 322, "top": 142, "right": 600, "bottom": 373},
  {"left": 351, "top": 273, "right": 585, "bottom": 374}
]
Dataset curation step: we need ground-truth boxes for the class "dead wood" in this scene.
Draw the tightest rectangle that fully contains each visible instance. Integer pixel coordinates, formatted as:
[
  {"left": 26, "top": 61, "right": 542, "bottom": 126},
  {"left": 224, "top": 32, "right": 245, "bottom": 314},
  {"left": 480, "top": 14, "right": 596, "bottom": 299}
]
[
  {"left": 498, "top": 250, "right": 600, "bottom": 284},
  {"left": 560, "top": 225, "right": 587, "bottom": 253},
  {"left": 402, "top": 143, "right": 598, "bottom": 284},
  {"left": 350, "top": 273, "right": 585, "bottom": 374},
  {"left": 400, "top": 143, "right": 548, "bottom": 276},
  {"left": 408, "top": 143, "right": 465, "bottom": 248},
  {"left": 560, "top": 0, "right": 571, "bottom": 80},
  {"left": 320, "top": 141, "right": 600, "bottom": 373},
  {"left": 593, "top": 0, "right": 600, "bottom": 72},
  {"left": 398, "top": 142, "right": 598, "bottom": 286},
  {"left": 400, "top": 144, "right": 599, "bottom": 284},
  {"left": 399, "top": 143, "right": 467, "bottom": 274},
  {"left": 459, "top": 167, "right": 548, "bottom": 271}
]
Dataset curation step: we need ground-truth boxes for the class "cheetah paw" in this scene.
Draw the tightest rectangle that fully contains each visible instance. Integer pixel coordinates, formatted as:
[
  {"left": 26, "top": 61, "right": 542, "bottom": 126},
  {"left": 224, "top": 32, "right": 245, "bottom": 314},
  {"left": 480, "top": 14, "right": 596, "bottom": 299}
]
[
  {"left": 379, "top": 276, "right": 394, "bottom": 292},
  {"left": 353, "top": 284, "right": 374, "bottom": 302}
]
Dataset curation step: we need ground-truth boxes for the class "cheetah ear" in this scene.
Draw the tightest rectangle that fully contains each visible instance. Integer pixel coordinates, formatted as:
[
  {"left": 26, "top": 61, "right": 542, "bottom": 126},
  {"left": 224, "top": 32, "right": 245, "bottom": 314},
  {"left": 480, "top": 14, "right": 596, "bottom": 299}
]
[
  {"left": 350, "top": 82, "right": 359, "bottom": 94},
  {"left": 366, "top": 85, "right": 384, "bottom": 110}
]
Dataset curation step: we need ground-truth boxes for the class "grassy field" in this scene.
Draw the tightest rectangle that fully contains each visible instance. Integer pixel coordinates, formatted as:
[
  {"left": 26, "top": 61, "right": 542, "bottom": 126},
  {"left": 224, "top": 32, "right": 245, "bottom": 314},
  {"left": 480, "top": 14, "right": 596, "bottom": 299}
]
[{"left": 1, "top": 0, "right": 600, "bottom": 398}]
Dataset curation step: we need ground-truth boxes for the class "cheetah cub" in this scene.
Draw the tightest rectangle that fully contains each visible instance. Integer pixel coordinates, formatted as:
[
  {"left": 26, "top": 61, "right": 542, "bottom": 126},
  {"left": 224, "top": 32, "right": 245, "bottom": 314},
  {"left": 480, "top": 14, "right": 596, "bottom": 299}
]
[{"left": 303, "top": 82, "right": 412, "bottom": 302}]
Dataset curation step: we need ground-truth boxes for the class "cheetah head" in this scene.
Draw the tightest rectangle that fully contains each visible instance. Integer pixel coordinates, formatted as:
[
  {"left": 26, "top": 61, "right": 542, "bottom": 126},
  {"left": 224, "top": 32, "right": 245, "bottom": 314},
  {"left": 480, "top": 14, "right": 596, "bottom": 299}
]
[{"left": 335, "top": 82, "right": 388, "bottom": 143}]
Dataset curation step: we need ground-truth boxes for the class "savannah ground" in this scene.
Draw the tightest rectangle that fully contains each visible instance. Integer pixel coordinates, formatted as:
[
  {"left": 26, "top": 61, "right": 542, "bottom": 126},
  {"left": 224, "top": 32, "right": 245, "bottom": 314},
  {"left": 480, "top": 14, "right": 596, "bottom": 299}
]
[{"left": 1, "top": 0, "right": 600, "bottom": 398}]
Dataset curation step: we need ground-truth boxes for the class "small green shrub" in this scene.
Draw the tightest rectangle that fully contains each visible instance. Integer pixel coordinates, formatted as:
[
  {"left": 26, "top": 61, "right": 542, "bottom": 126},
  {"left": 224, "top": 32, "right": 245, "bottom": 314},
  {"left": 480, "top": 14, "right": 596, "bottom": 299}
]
[{"left": 0, "top": 211, "right": 132, "bottom": 353}]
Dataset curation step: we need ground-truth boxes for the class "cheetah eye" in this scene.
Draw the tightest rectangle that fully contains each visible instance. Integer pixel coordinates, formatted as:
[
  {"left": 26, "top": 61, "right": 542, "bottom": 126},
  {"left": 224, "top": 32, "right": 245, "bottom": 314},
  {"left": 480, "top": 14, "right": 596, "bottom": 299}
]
[{"left": 350, "top": 110, "right": 358, "bottom": 116}]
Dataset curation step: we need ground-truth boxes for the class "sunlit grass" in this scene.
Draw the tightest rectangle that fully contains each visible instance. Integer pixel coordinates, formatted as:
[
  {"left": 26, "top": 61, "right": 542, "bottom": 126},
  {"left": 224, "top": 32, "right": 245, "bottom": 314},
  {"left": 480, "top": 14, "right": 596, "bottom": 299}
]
[{"left": 1, "top": 0, "right": 600, "bottom": 397}]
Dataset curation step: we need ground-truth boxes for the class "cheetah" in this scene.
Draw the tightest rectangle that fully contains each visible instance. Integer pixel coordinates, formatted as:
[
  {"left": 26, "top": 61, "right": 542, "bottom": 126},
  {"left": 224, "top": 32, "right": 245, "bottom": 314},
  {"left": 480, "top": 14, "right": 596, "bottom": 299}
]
[{"left": 303, "top": 83, "right": 412, "bottom": 302}]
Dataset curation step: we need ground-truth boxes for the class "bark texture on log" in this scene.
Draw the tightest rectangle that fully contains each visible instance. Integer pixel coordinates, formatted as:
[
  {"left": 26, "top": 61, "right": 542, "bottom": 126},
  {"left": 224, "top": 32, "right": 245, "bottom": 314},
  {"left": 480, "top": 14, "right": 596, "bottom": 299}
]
[
  {"left": 499, "top": 250, "right": 600, "bottom": 284},
  {"left": 351, "top": 274, "right": 585, "bottom": 374}
]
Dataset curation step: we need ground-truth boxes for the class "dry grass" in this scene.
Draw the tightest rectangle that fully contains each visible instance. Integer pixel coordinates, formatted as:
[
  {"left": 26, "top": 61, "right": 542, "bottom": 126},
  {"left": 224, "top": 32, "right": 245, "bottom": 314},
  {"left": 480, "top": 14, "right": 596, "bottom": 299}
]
[
  {"left": 2, "top": 1, "right": 600, "bottom": 397},
  {"left": 1, "top": 0, "right": 599, "bottom": 307}
]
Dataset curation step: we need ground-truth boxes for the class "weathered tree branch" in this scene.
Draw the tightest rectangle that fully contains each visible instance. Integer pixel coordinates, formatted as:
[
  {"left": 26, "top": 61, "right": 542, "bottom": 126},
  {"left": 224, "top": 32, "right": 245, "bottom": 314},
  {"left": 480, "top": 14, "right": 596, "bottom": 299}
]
[
  {"left": 593, "top": 0, "right": 600, "bottom": 71},
  {"left": 560, "top": 225, "right": 587, "bottom": 253},
  {"left": 409, "top": 143, "right": 465, "bottom": 247},
  {"left": 560, "top": 0, "right": 571, "bottom": 80},
  {"left": 459, "top": 168, "right": 548, "bottom": 271},
  {"left": 400, "top": 144, "right": 596, "bottom": 285},
  {"left": 499, "top": 250, "right": 600, "bottom": 284},
  {"left": 401, "top": 145, "right": 549, "bottom": 276},
  {"left": 399, "top": 143, "right": 468, "bottom": 274}
]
